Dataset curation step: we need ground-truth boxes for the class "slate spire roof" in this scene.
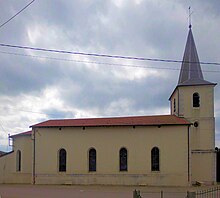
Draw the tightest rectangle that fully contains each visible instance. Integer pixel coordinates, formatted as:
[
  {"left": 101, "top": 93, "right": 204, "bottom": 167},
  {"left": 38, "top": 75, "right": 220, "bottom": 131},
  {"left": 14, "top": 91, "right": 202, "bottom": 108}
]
[{"left": 178, "top": 26, "right": 214, "bottom": 86}]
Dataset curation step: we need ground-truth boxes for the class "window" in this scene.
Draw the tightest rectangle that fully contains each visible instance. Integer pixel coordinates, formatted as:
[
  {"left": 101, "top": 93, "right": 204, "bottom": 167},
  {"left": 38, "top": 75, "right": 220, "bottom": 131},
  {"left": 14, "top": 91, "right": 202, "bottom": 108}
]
[
  {"left": 16, "top": 150, "right": 21, "bottom": 172},
  {"left": 151, "top": 147, "right": 159, "bottom": 171},
  {"left": 59, "top": 148, "right": 66, "bottom": 172},
  {"left": 193, "top": 93, "right": 200, "bottom": 107},
  {"left": 120, "top": 147, "right": 127, "bottom": 171},
  {"left": 174, "top": 99, "right": 176, "bottom": 112},
  {"left": 89, "top": 148, "right": 96, "bottom": 172}
]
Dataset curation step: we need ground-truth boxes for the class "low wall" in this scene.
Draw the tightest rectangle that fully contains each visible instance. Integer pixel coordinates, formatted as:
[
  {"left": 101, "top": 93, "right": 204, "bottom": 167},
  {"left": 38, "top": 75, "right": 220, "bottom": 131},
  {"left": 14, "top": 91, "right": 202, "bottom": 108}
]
[{"left": 35, "top": 173, "right": 189, "bottom": 186}]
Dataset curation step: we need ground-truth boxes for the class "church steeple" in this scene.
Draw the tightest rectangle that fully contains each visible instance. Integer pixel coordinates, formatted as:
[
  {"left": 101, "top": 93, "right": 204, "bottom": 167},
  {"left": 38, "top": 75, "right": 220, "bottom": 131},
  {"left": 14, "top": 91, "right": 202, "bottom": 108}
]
[
  {"left": 178, "top": 27, "right": 214, "bottom": 86},
  {"left": 171, "top": 24, "right": 217, "bottom": 185}
]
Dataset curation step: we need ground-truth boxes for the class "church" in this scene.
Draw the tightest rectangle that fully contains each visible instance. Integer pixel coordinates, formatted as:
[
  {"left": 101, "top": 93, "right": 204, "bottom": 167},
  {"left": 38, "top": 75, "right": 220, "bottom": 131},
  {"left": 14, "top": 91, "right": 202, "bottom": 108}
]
[{"left": 0, "top": 25, "right": 217, "bottom": 186}]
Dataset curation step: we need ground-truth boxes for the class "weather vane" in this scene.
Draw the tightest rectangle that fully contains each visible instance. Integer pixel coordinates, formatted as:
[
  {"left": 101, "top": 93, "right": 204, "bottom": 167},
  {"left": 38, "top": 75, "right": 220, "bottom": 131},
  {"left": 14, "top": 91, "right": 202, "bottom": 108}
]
[{"left": 188, "top": 6, "right": 193, "bottom": 28}]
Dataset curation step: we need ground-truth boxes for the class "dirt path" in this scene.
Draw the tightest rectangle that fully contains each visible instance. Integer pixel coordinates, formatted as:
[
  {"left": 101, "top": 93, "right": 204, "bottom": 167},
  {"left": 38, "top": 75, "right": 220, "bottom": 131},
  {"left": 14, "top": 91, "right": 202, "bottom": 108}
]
[
  {"left": 0, "top": 185, "right": 133, "bottom": 198},
  {"left": 0, "top": 184, "right": 217, "bottom": 198}
]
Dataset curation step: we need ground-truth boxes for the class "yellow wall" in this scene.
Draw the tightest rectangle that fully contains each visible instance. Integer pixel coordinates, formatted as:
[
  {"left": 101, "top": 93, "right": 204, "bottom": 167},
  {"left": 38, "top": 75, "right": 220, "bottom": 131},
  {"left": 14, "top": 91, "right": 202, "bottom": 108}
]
[
  {"left": 0, "top": 135, "right": 32, "bottom": 184},
  {"left": 170, "top": 85, "right": 214, "bottom": 117},
  {"left": 178, "top": 85, "right": 214, "bottom": 118},
  {"left": 170, "top": 85, "right": 216, "bottom": 184},
  {"left": 191, "top": 151, "right": 216, "bottom": 183},
  {"left": 34, "top": 125, "right": 189, "bottom": 186},
  {"left": 13, "top": 135, "right": 33, "bottom": 174}
]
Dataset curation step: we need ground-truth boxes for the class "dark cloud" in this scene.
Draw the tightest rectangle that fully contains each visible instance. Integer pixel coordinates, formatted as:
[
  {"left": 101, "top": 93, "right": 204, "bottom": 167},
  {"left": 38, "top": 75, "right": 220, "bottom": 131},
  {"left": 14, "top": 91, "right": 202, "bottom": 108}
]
[
  {"left": 0, "top": 53, "right": 63, "bottom": 96},
  {"left": 0, "top": 0, "right": 35, "bottom": 44},
  {"left": 0, "top": 0, "right": 220, "bottom": 150},
  {"left": 43, "top": 108, "right": 75, "bottom": 119},
  {"left": 57, "top": 64, "right": 175, "bottom": 116}
]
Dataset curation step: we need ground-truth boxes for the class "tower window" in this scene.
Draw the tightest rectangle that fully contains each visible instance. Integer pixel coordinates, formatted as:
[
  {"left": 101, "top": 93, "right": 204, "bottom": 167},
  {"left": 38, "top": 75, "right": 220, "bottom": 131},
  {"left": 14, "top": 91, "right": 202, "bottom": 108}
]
[
  {"left": 89, "top": 148, "right": 96, "bottom": 172},
  {"left": 194, "top": 121, "right": 199, "bottom": 128},
  {"left": 193, "top": 93, "right": 200, "bottom": 107},
  {"left": 174, "top": 99, "right": 176, "bottom": 112}
]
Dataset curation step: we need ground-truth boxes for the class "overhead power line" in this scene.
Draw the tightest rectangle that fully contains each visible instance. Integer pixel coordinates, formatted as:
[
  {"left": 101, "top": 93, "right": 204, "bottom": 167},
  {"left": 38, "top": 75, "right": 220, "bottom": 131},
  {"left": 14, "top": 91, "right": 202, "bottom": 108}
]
[
  {"left": 0, "top": 120, "right": 7, "bottom": 133},
  {"left": 0, "top": 0, "right": 36, "bottom": 29},
  {"left": 0, "top": 50, "right": 219, "bottom": 73},
  {"left": 0, "top": 107, "right": 70, "bottom": 118},
  {"left": 0, "top": 43, "right": 220, "bottom": 66},
  {"left": 9, "top": 108, "right": 60, "bottom": 117}
]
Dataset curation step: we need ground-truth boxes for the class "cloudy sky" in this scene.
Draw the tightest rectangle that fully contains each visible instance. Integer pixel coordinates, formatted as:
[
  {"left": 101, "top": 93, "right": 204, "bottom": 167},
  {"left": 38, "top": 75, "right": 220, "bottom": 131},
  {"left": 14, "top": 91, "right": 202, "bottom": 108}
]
[{"left": 0, "top": 0, "right": 220, "bottom": 151}]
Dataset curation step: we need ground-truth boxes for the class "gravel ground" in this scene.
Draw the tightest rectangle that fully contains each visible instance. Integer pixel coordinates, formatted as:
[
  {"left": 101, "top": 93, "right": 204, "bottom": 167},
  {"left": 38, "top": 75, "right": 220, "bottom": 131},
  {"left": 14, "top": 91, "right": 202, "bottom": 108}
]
[
  {"left": 1, "top": 185, "right": 133, "bottom": 198},
  {"left": 0, "top": 184, "right": 218, "bottom": 198}
]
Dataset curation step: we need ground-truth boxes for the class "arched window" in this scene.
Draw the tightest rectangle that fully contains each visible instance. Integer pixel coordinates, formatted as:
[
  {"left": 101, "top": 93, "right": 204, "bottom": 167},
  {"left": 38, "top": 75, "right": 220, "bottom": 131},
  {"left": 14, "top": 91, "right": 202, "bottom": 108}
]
[
  {"left": 59, "top": 148, "right": 66, "bottom": 172},
  {"left": 193, "top": 93, "right": 200, "bottom": 107},
  {"left": 151, "top": 147, "right": 159, "bottom": 171},
  {"left": 89, "top": 148, "right": 96, "bottom": 172},
  {"left": 174, "top": 99, "right": 176, "bottom": 112},
  {"left": 120, "top": 147, "right": 127, "bottom": 171},
  {"left": 16, "top": 150, "right": 21, "bottom": 172}
]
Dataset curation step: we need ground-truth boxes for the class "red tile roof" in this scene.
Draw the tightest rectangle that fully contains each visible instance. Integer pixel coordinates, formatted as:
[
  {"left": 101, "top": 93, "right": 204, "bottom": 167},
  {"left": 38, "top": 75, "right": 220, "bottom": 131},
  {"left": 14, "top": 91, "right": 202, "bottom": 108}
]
[
  {"left": 31, "top": 115, "right": 190, "bottom": 128},
  {"left": 0, "top": 151, "right": 14, "bottom": 158},
  {"left": 0, "top": 151, "right": 6, "bottom": 157},
  {"left": 10, "top": 131, "right": 32, "bottom": 138}
]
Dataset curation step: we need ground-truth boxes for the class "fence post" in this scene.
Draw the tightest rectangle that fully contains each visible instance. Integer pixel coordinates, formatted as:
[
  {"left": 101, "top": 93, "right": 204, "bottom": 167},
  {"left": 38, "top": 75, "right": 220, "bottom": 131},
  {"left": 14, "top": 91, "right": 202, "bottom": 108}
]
[
  {"left": 187, "top": 191, "right": 196, "bottom": 198},
  {"left": 160, "top": 190, "right": 163, "bottom": 198},
  {"left": 133, "top": 189, "right": 137, "bottom": 198},
  {"left": 133, "top": 189, "right": 142, "bottom": 198}
]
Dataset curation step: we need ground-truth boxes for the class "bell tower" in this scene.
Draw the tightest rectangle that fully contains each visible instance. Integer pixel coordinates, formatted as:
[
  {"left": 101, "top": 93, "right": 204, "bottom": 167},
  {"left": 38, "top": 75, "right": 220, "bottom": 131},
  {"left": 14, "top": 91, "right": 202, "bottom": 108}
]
[{"left": 169, "top": 25, "right": 217, "bottom": 184}]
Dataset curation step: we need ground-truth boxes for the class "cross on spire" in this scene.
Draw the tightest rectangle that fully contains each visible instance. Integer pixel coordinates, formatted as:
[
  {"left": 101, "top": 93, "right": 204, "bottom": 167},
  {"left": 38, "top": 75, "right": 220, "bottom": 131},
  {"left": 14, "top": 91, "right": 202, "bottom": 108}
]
[{"left": 188, "top": 6, "right": 193, "bottom": 29}]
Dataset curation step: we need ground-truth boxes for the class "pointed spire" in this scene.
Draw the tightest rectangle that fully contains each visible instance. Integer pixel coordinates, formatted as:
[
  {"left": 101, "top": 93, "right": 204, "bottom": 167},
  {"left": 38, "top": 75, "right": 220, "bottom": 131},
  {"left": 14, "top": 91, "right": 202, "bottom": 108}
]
[{"left": 178, "top": 27, "right": 213, "bottom": 86}]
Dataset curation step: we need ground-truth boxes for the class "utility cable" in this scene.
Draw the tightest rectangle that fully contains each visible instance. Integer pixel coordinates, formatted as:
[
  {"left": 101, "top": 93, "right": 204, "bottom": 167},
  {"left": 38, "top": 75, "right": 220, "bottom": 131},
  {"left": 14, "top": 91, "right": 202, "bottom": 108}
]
[
  {"left": 0, "top": 0, "right": 36, "bottom": 29},
  {"left": 0, "top": 121, "right": 7, "bottom": 133},
  {"left": 0, "top": 50, "right": 219, "bottom": 73},
  {"left": 0, "top": 106, "right": 68, "bottom": 118},
  {"left": 0, "top": 43, "right": 220, "bottom": 66}
]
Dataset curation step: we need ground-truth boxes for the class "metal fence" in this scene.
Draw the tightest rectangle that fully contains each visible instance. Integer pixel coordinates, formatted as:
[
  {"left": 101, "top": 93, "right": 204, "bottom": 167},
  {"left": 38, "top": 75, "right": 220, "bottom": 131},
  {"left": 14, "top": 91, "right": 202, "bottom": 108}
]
[
  {"left": 133, "top": 186, "right": 220, "bottom": 198},
  {"left": 133, "top": 189, "right": 187, "bottom": 198},
  {"left": 193, "top": 186, "right": 220, "bottom": 198}
]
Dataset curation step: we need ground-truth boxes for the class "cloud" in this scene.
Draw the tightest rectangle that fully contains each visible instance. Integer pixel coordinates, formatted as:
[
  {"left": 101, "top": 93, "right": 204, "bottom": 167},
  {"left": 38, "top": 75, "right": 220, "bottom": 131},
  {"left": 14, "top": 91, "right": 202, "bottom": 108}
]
[
  {"left": 0, "top": 0, "right": 219, "bottom": 151},
  {"left": 0, "top": 54, "right": 63, "bottom": 96}
]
